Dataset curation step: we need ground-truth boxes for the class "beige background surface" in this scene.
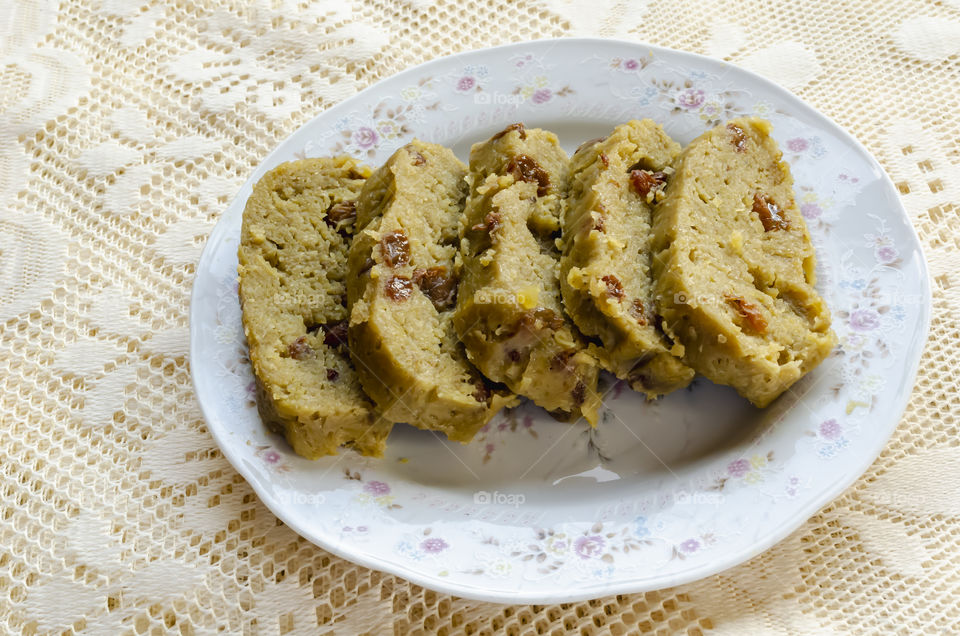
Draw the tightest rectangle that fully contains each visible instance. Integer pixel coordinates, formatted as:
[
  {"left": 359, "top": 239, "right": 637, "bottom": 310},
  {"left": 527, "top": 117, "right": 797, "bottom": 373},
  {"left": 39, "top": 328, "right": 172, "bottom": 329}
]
[{"left": 1, "top": 0, "right": 958, "bottom": 633}]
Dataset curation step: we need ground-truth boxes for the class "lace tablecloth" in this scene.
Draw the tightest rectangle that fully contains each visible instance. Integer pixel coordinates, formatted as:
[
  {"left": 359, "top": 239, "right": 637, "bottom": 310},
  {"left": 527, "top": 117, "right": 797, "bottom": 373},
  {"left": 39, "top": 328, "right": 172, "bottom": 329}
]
[{"left": 2, "top": 0, "right": 957, "bottom": 632}]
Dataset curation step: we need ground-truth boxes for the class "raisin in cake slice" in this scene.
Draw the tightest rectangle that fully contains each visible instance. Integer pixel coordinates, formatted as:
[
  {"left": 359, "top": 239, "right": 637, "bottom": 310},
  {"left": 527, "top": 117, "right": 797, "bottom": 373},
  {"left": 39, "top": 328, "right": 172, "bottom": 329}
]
[
  {"left": 238, "top": 157, "right": 391, "bottom": 458},
  {"left": 651, "top": 117, "right": 836, "bottom": 407},
  {"left": 561, "top": 120, "right": 694, "bottom": 398},
  {"left": 347, "top": 141, "right": 515, "bottom": 443},
  {"left": 455, "top": 123, "right": 601, "bottom": 424}
]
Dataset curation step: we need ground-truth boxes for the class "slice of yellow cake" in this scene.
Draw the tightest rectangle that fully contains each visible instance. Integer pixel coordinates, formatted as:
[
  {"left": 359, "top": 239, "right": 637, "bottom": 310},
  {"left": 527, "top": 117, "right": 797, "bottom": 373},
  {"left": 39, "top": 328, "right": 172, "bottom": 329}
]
[
  {"left": 238, "top": 157, "right": 391, "bottom": 458},
  {"left": 455, "top": 123, "right": 601, "bottom": 424},
  {"left": 651, "top": 118, "right": 836, "bottom": 407},
  {"left": 561, "top": 120, "right": 694, "bottom": 399},
  {"left": 347, "top": 141, "right": 515, "bottom": 443}
]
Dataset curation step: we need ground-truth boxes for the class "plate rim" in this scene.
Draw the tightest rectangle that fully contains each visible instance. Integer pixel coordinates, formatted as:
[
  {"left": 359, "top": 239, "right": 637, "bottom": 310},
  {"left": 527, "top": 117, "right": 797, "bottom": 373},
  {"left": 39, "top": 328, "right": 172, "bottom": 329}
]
[{"left": 189, "top": 36, "right": 932, "bottom": 603}]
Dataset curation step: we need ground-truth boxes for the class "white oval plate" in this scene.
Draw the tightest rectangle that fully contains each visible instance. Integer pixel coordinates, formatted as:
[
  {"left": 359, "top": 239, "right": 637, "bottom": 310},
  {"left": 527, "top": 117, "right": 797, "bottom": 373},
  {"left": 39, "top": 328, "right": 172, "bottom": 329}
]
[{"left": 190, "top": 39, "right": 930, "bottom": 603}]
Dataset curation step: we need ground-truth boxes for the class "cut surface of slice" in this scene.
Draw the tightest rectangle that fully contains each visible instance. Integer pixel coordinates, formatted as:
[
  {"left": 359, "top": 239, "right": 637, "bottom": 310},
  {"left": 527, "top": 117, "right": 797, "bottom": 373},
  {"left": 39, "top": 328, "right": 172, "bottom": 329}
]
[
  {"left": 238, "top": 157, "right": 390, "bottom": 458},
  {"left": 347, "top": 141, "right": 515, "bottom": 442},
  {"left": 651, "top": 117, "right": 836, "bottom": 407},
  {"left": 561, "top": 120, "right": 694, "bottom": 398},
  {"left": 455, "top": 123, "right": 600, "bottom": 424}
]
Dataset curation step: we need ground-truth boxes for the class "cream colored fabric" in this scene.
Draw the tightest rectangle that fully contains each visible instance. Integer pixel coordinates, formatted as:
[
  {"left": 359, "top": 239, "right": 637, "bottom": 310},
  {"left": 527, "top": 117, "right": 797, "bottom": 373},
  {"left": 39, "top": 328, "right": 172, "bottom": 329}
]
[{"left": 1, "top": 0, "right": 956, "bottom": 633}]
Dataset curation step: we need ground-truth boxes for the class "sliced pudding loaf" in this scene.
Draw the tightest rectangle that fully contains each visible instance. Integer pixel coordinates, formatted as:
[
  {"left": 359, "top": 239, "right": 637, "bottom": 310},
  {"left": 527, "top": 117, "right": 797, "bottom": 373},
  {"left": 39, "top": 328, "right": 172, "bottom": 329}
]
[
  {"left": 651, "top": 117, "right": 836, "bottom": 407},
  {"left": 238, "top": 157, "right": 391, "bottom": 458},
  {"left": 455, "top": 123, "right": 601, "bottom": 424},
  {"left": 347, "top": 140, "right": 515, "bottom": 443},
  {"left": 561, "top": 120, "right": 695, "bottom": 398}
]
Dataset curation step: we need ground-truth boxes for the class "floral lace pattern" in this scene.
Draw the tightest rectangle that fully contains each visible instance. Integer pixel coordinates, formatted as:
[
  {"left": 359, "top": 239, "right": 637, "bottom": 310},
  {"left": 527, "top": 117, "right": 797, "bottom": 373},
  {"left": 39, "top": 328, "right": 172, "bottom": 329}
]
[{"left": 3, "top": 0, "right": 953, "bottom": 627}]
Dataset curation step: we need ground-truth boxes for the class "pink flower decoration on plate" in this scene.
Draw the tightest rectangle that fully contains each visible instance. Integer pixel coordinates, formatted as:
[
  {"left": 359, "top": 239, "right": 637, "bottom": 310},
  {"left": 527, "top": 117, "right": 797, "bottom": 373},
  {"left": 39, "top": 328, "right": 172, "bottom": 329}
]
[
  {"left": 677, "top": 88, "right": 705, "bottom": 109},
  {"left": 877, "top": 245, "right": 899, "bottom": 263},
  {"left": 801, "top": 203, "right": 822, "bottom": 219},
  {"left": 820, "top": 419, "right": 841, "bottom": 439},
  {"left": 850, "top": 309, "right": 880, "bottom": 332},
  {"left": 532, "top": 88, "right": 552, "bottom": 104},
  {"left": 353, "top": 126, "right": 378, "bottom": 149},
  {"left": 728, "top": 458, "right": 750, "bottom": 478},
  {"left": 457, "top": 76, "right": 476, "bottom": 92},
  {"left": 421, "top": 537, "right": 449, "bottom": 553},
  {"left": 364, "top": 480, "right": 391, "bottom": 496},
  {"left": 680, "top": 539, "right": 700, "bottom": 553},
  {"left": 574, "top": 535, "right": 605, "bottom": 559}
]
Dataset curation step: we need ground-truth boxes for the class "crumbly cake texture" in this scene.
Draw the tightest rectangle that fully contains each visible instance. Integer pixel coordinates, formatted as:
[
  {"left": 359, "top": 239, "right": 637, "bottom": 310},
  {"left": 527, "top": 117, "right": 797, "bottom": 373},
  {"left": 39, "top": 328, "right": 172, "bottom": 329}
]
[
  {"left": 561, "top": 120, "right": 695, "bottom": 398},
  {"left": 651, "top": 117, "right": 837, "bottom": 407},
  {"left": 454, "top": 124, "right": 601, "bottom": 424},
  {"left": 347, "top": 141, "right": 516, "bottom": 442},
  {"left": 238, "top": 157, "right": 391, "bottom": 458}
]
